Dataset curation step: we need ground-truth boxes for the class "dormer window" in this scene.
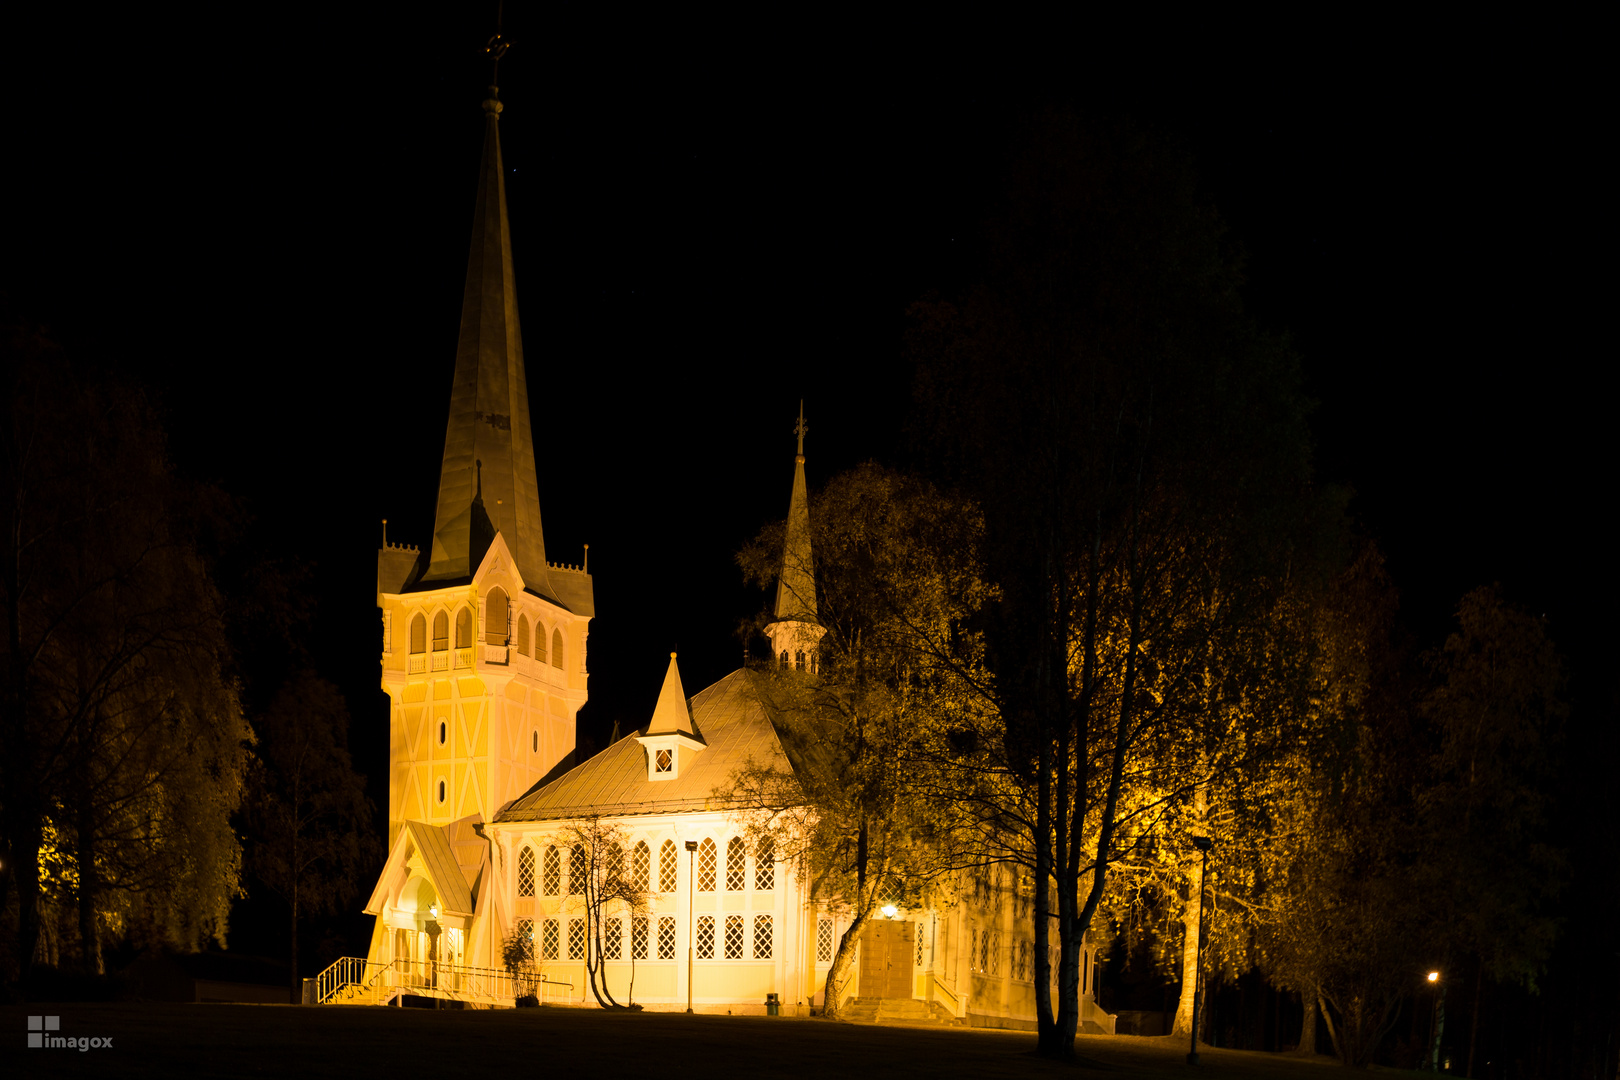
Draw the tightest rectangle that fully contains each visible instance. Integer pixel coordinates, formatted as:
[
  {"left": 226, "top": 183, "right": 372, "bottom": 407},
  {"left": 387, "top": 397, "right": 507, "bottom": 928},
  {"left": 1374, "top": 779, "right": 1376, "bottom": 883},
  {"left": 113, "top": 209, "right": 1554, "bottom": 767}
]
[{"left": 655, "top": 749, "right": 673, "bottom": 773}]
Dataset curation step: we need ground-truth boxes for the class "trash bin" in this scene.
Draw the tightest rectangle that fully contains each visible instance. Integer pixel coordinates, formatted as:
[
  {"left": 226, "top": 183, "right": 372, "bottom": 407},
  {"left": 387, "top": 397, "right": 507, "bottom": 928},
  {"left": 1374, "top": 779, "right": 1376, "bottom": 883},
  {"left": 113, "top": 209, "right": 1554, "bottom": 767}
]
[{"left": 765, "top": 993, "right": 780, "bottom": 1016}]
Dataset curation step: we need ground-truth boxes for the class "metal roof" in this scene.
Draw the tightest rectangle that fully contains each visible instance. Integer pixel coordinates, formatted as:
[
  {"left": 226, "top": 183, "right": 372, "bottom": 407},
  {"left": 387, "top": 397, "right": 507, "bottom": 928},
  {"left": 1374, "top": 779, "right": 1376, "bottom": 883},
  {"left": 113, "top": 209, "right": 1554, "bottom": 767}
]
[{"left": 496, "top": 668, "right": 794, "bottom": 822}]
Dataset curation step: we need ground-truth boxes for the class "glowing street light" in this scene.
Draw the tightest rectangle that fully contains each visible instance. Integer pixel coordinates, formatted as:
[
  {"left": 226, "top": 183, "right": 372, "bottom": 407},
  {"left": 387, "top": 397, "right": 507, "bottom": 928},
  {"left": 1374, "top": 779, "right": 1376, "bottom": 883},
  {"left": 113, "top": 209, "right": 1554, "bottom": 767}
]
[
  {"left": 1427, "top": 971, "right": 1439, "bottom": 983},
  {"left": 880, "top": 905, "right": 899, "bottom": 920}
]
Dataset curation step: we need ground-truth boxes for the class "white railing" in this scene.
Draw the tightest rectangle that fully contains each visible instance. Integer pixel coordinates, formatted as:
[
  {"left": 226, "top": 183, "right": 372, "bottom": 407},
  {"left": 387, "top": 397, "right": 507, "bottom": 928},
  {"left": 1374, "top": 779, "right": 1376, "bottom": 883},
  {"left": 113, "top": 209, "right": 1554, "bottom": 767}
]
[
  {"left": 454, "top": 647, "right": 473, "bottom": 669},
  {"left": 432, "top": 650, "right": 449, "bottom": 671},
  {"left": 409, "top": 654, "right": 427, "bottom": 674},
  {"left": 314, "top": 956, "right": 572, "bottom": 1008},
  {"left": 483, "top": 644, "right": 508, "bottom": 664}
]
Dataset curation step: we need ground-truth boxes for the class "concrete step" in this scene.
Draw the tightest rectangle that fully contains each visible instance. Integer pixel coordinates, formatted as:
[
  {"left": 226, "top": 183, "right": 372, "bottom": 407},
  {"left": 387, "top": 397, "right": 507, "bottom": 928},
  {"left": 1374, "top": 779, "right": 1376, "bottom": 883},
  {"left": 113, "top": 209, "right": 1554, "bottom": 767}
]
[{"left": 842, "top": 997, "right": 960, "bottom": 1027}]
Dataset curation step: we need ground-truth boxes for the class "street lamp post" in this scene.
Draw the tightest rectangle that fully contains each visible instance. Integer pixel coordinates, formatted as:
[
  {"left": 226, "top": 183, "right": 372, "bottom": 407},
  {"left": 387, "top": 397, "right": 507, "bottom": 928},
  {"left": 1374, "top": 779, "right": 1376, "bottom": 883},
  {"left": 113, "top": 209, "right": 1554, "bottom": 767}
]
[
  {"left": 1186, "top": 835, "right": 1214, "bottom": 1067},
  {"left": 685, "top": 840, "right": 699, "bottom": 1014},
  {"left": 1426, "top": 971, "right": 1444, "bottom": 1072}
]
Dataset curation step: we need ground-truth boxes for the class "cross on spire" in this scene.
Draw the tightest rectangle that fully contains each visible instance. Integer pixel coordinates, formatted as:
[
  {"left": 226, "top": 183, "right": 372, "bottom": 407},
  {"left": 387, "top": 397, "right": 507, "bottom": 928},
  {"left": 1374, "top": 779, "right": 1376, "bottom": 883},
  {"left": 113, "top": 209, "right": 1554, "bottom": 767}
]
[{"left": 794, "top": 400, "right": 808, "bottom": 459}]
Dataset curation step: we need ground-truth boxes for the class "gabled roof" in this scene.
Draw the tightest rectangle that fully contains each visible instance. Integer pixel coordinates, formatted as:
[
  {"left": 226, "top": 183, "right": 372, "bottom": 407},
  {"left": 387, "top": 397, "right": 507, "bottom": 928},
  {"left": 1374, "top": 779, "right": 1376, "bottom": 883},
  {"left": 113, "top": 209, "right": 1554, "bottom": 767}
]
[
  {"left": 363, "top": 817, "right": 480, "bottom": 916},
  {"left": 496, "top": 669, "right": 790, "bottom": 822}
]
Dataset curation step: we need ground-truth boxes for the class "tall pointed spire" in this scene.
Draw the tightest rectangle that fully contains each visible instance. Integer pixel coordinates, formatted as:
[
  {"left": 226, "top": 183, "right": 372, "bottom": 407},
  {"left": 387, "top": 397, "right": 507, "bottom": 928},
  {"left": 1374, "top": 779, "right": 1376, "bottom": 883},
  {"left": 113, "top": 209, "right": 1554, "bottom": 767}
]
[
  {"left": 774, "top": 401, "right": 817, "bottom": 622},
  {"left": 420, "top": 84, "right": 557, "bottom": 601}
]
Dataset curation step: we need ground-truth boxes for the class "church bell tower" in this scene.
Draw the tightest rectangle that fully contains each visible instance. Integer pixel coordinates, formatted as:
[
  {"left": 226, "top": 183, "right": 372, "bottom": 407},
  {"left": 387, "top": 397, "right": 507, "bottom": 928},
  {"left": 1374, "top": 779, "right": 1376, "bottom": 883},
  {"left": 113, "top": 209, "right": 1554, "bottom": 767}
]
[
  {"left": 765, "top": 403, "right": 825, "bottom": 671},
  {"left": 374, "top": 81, "right": 593, "bottom": 848}
]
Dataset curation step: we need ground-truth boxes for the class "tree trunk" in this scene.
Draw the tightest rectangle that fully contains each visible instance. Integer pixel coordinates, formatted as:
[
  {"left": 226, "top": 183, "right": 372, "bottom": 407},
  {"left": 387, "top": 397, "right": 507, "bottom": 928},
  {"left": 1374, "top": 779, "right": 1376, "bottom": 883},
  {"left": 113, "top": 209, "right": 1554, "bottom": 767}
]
[
  {"left": 1172, "top": 785, "right": 1208, "bottom": 1035},
  {"left": 76, "top": 794, "right": 101, "bottom": 977},
  {"left": 1299, "top": 988, "right": 1317, "bottom": 1055},
  {"left": 1318, "top": 990, "right": 1339, "bottom": 1061},
  {"left": 822, "top": 909, "right": 869, "bottom": 1019}
]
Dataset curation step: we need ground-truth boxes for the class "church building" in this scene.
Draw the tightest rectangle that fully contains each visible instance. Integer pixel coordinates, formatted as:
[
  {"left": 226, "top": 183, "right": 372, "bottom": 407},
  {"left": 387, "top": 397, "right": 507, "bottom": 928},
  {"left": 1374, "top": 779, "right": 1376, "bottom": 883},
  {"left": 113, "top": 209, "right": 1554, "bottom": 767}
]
[{"left": 333, "top": 81, "right": 1113, "bottom": 1033}]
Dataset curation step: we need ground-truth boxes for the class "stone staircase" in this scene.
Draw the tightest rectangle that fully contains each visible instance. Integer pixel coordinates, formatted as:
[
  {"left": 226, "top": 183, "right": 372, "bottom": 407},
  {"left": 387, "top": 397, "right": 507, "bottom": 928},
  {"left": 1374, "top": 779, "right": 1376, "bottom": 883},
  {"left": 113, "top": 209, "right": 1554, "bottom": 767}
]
[{"left": 841, "top": 997, "right": 965, "bottom": 1027}]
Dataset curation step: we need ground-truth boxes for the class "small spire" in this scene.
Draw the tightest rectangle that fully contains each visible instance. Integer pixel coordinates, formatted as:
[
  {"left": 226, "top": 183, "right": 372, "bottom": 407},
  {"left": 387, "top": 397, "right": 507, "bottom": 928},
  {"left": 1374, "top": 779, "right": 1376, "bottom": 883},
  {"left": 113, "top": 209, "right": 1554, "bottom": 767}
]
[{"left": 645, "top": 653, "right": 698, "bottom": 736}]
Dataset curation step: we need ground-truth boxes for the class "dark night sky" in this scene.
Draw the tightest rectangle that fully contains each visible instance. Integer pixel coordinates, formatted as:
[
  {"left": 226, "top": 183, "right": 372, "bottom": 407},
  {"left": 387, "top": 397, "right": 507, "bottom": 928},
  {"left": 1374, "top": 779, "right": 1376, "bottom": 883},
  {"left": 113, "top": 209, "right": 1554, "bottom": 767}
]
[{"left": 3, "top": 12, "right": 1607, "bottom": 812}]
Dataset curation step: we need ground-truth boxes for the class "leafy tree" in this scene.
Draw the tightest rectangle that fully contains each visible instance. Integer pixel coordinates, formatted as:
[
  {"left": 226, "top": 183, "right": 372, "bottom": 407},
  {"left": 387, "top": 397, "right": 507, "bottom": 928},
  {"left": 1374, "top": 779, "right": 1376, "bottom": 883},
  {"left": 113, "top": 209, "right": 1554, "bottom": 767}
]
[
  {"left": 733, "top": 463, "right": 991, "bottom": 1018},
  {"left": 0, "top": 320, "right": 248, "bottom": 983},
  {"left": 242, "top": 669, "right": 379, "bottom": 1003},
  {"left": 908, "top": 110, "right": 1316, "bottom": 1059}
]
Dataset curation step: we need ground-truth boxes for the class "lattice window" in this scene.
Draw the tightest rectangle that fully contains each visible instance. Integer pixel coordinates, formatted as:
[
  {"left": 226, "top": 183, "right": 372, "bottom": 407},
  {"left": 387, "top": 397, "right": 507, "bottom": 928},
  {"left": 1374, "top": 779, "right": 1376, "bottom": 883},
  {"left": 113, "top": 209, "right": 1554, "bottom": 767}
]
[
  {"left": 726, "top": 836, "right": 746, "bottom": 891},
  {"left": 541, "top": 919, "right": 559, "bottom": 960},
  {"left": 971, "top": 929, "right": 981, "bottom": 972},
  {"left": 518, "top": 846, "right": 535, "bottom": 896},
  {"left": 518, "top": 918, "right": 534, "bottom": 951},
  {"left": 697, "top": 915, "right": 715, "bottom": 959},
  {"left": 724, "top": 914, "right": 744, "bottom": 959},
  {"left": 568, "top": 918, "right": 586, "bottom": 960},
  {"left": 603, "top": 918, "right": 622, "bottom": 960},
  {"left": 632, "top": 916, "right": 649, "bottom": 960},
  {"left": 817, "top": 918, "right": 833, "bottom": 963},
  {"left": 658, "top": 916, "right": 677, "bottom": 960},
  {"left": 754, "top": 836, "right": 774, "bottom": 891},
  {"left": 917, "top": 928, "right": 925, "bottom": 967},
  {"left": 989, "top": 931, "right": 1001, "bottom": 976},
  {"left": 697, "top": 838, "right": 716, "bottom": 891},
  {"left": 632, "top": 841, "right": 650, "bottom": 891},
  {"left": 569, "top": 846, "right": 587, "bottom": 896},
  {"left": 607, "top": 843, "right": 625, "bottom": 884},
  {"left": 655, "top": 748, "right": 672, "bottom": 773},
  {"left": 1017, "top": 940, "right": 1030, "bottom": 981},
  {"left": 659, "top": 840, "right": 678, "bottom": 892},
  {"left": 753, "top": 914, "right": 772, "bottom": 959},
  {"left": 542, "top": 846, "right": 560, "bottom": 896}
]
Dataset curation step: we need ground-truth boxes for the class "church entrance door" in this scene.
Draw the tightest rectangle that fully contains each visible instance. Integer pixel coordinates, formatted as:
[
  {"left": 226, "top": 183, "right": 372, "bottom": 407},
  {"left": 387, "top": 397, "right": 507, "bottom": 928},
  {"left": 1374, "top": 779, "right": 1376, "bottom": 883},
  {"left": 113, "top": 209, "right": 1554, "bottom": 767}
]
[{"left": 860, "top": 920, "right": 914, "bottom": 999}]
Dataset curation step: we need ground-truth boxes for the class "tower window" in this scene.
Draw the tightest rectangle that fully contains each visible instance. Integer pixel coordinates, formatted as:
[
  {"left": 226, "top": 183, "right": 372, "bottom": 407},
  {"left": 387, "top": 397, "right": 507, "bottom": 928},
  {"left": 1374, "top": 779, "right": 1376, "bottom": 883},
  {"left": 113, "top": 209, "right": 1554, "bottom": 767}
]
[
  {"left": 795, "top": 650, "right": 805, "bottom": 671},
  {"left": 433, "top": 612, "right": 449, "bottom": 651},
  {"left": 517, "top": 615, "right": 530, "bottom": 656},
  {"left": 439, "top": 721, "right": 447, "bottom": 745},
  {"left": 410, "top": 614, "right": 426, "bottom": 654},
  {"left": 780, "top": 650, "right": 789, "bottom": 669},
  {"left": 551, "top": 629, "right": 564, "bottom": 670},
  {"left": 485, "top": 588, "right": 508, "bottom": 645},
  {"left": 655, "top": 748, "right": 672, "bottom": 773},
  {"left": 535, "top": 622, "right": 547, "bottom": 664},
  {"left": 455, "top": 608, "right": 472, "bottom": 649},
  {"left": 532, "top": 730, "right": 538, "bottom": 753},
  {"left": 437, "top": 780, "right": 446, "bottom": 803}
]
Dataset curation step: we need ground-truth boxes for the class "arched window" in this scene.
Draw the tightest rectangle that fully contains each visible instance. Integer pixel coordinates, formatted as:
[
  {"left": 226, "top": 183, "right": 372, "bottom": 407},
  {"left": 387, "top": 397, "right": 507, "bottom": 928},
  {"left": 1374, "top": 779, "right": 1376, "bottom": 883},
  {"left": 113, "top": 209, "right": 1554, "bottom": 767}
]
[
  {"left": 607, "top": 843, "right": 625, "bottom": 883},
  {"left": 697, "top": 838, "right": 716, "bottom": 891},
  {"left": 659, "top": 840, "right": 677, "bottom": 892},
  {"left": 779, "top": 650, "right": 789, "bottom": 669},
  {"left": 726, "top": 836, "right": 746, "bottom": 890},
  {"left": 542, "top": 845, "right": 560, "bottom": 896},
  {"left": 518, "top": 846, "right": 535, "bottom": 896},
  {"left": 569, "top": 846, "right": 587, "bottom": 896},
  {"left": 438, "top": 720, "right": 447, "bottom": 745},
  {"left": 455, "top": 608, "right": 472, "bottom": 649},
  {"left": 551, "top": 629, "right": 564, "bottom": 670},
  {"left": 795, "top": 650, "right": 805, "bottom": 671},
  {"left": 534, "top": 622, "right": 547, "bottom": 664},
  {"left": 432, "top": 612, "right": 449, "bottom": 651},
  {"left": 631, "top": 841, "right": 650, "bottom": 892},
  {"left": 437, "top": 779, "right": 446, "bottom": 803},
  {"left": 485, "top": 588, "right": 508, "bottom": 645},
  {"left": 755, "top": 836, "right": 775, "bottom": 891},
  {"left": 410, "top": 614, "right": 426, "bottom": 654},
  {"left": 517, "top": 615, "right": 530, "bottom": 656}
]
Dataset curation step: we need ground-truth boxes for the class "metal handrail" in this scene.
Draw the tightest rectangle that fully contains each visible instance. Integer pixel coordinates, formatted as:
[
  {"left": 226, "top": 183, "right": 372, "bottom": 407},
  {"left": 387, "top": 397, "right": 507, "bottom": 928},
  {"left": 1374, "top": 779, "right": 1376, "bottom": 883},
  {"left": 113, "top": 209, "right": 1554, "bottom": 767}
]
[{"left": 314, "top": 956, "right": 573, "bottom": 1007}]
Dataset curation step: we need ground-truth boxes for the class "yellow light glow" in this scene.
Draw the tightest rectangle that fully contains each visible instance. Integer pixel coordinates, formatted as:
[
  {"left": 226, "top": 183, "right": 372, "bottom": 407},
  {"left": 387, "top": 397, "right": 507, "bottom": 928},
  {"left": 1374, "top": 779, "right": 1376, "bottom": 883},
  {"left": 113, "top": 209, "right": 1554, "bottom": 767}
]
[
  {"left": 880, "top": 905, "right": 899, "bottom": 919},
  {"left": 1427, "top": 971, "right": 1439, "bottom": 982}
]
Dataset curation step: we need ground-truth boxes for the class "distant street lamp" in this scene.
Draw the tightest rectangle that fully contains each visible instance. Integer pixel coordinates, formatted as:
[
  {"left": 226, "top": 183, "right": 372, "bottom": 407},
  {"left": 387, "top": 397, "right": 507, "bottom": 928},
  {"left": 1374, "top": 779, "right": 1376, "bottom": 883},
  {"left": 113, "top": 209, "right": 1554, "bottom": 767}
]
[
  {"left": 1427, "top": 970, "right": 1445, "bottom": 1072},
  {"left": 880, "top": 905, "right": 899, "bottom": 920},
  {"left": 1186, "top": 834, "right": 1214, "bottom": 1067},
  {"left": 685, "top": 840, "right": 699, "bottom": 1015}
]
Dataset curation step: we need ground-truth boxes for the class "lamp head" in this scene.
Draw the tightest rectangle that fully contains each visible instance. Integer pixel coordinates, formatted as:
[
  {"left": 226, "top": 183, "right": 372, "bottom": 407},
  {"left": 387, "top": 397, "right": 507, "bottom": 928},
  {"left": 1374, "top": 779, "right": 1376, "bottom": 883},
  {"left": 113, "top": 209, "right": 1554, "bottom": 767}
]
[
  {"left": 880, "top": 905, "right": 899, "bottom": 920},
  {"left": 1191, "top": 835, "right": 1214, "bottom": 853},
  {"left": 684, "top": 840, "right": 698, "bottom": 852},
  {"left": 1427, "top": 971, "right": 1440, "bottom": 982}
]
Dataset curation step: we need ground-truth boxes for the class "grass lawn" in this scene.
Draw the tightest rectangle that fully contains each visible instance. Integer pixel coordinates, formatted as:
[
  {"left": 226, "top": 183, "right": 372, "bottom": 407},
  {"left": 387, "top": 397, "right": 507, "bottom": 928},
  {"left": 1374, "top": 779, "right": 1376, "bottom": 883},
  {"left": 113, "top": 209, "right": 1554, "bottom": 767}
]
[{"left": 2, "top": 1002, "right": 1399, "bottom": 1079}]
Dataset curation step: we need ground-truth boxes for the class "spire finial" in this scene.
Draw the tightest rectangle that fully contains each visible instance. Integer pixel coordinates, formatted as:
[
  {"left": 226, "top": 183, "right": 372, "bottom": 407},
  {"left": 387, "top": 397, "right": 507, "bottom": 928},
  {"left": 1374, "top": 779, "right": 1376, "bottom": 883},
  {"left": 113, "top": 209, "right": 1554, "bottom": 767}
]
[
  {"left": 794, "top": 400, "right": 808, "bottom": 461},
  {"left": 485, "top": 2, "right": 509, "bottom": 90}
]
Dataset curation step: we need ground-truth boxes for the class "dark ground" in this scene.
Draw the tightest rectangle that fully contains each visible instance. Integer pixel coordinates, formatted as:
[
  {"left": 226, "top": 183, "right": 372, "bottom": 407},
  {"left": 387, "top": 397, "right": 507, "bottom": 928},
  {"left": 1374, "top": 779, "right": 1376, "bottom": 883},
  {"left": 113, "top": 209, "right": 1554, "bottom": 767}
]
[{"left": 1, "top": 1002, "right": 1418, "bottom": 1079}]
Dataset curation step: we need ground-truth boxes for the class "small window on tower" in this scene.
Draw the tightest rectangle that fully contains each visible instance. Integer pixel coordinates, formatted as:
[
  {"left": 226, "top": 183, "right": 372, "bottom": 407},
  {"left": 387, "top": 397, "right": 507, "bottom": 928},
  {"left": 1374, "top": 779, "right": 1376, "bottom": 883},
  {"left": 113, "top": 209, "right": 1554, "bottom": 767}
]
[
  {"left": 456, "top": 608, "right": 472, "bottom": 649},
  {"left": 532, "top": 730, "right": 538, "bottom": 753},
  {"left": 410, "top": 614, "right": 426, "bottom": 654},
  {"left": 437, "top": 780, "right": 446, "bottom": 804},
  {"left": 439, "top": 721, "right": 447, "bottom": 745},
  {"left": 433, "top": 612, "right": 449, "bottom": 651},
  {"left": 655, "top": 748, "right": 673, "bottom": 773},
  {"left": 517, "top": 615, "right": 530, "bottom": 656},
  {"left": 795, "top": 650, "right": 805, "bottom": 671},
  {"left": 779, "top": 650, "right": 789, "bottom": 669},
  {"left": 551, "top": 629, "right": 564, "bottom": 670}
]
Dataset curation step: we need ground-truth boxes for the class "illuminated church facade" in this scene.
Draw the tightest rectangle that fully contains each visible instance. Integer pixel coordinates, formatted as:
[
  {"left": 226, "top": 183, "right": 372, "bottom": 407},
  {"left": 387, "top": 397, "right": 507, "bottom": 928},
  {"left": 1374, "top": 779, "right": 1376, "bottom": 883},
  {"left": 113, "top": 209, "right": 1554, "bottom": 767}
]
[{"left": 342, "top": 84, "right": 1112, "bottom": 1032}]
